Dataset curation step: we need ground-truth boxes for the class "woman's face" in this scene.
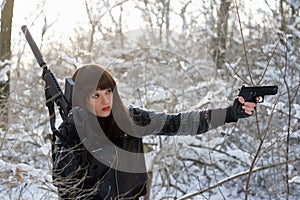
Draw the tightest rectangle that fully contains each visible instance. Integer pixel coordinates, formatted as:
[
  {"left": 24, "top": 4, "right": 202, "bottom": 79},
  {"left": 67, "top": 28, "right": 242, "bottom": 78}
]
[{"left": 87, "top": 88, "right": 113, "bottom": 117}]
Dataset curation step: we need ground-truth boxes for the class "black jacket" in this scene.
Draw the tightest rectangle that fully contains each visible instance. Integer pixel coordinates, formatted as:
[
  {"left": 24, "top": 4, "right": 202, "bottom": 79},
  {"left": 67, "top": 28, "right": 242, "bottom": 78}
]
[{"left": 53, "top": 106, "right": 227, "bottom": 199}]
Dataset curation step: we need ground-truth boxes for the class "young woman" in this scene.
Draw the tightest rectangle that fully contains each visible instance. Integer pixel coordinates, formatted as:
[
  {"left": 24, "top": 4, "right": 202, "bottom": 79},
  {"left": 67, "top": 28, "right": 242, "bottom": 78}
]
[{"left": 53, "top": 64, "right": 256, "bottom": 199}]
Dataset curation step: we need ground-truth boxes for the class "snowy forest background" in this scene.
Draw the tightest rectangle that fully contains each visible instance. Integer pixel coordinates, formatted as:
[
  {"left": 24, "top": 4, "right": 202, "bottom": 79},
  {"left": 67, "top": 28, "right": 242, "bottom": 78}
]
[{"left": 0, "top": 0, "right": 299, "bottom": 199}]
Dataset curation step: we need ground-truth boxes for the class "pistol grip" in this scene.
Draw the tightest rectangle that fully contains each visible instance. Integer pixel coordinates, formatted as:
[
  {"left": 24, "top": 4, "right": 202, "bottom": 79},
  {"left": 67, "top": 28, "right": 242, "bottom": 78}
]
[
  {"left": 237, "top": 103, "right": 251, "bottom": 118},
  {"left": 232, "top": 98, "right": 253, "bottom": 119}
]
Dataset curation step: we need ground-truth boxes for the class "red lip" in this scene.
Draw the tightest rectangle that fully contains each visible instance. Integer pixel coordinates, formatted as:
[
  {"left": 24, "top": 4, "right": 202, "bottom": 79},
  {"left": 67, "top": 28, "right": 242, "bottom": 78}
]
[{"left": 102, "top": 106, "right": 110, "bottom": 111}]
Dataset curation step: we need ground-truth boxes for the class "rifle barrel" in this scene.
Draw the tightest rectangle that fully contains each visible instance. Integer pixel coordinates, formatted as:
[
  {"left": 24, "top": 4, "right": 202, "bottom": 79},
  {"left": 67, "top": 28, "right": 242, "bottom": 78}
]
[{"left": 21, "top": 25, "right": 46, "bottom": 67}]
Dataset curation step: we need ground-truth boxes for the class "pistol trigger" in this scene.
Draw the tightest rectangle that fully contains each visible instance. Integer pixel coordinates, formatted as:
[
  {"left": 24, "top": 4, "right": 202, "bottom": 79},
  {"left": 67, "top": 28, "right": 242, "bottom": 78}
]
[{"left": 257, "top": 96, "right": 264, "bottom": 103}]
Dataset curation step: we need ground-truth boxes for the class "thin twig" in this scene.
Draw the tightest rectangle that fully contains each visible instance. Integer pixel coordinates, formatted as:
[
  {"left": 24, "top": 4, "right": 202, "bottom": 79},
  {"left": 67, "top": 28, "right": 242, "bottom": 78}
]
[
  {"left": 234, "top": 0, "right": 254, "bottom": 85},
  {"left": 224, "top": 58, "right": 251, "bottom": 85},
  {"left": 244, "top": 92, "right": 280, "bottom": 200},
  {"left": 282, "top": 35, "right": 292, "bottom": 198},
  {"left": 257, "top": 39, "right": 281, "bottom": 85},
  {"left": 178, "top": 157, "right": 300, "bottom": 200}
]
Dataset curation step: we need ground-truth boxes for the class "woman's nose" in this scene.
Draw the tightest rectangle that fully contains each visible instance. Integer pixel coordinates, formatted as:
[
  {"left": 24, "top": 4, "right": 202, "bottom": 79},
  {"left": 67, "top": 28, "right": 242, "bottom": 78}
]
[{"left": 101, "top": 95, "right": 109, "bottom": 104}]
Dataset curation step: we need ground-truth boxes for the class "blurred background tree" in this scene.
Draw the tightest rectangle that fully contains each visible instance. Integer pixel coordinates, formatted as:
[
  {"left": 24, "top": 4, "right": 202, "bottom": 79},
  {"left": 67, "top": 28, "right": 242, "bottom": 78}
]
[{"left": 0, "top": 0, "right": 14, "bottom": 128}]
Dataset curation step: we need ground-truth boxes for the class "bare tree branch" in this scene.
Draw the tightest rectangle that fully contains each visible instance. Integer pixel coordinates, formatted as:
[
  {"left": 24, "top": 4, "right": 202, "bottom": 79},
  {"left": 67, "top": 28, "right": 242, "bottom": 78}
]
[{"left": 178, "top": 157, "right": 300, "bottom": 200}]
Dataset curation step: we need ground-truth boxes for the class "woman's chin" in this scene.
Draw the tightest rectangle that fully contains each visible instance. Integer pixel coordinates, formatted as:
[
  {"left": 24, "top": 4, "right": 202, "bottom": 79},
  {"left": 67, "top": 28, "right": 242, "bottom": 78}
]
[{"left": 97, "top": 110, "right": 111, "bottom": 117}]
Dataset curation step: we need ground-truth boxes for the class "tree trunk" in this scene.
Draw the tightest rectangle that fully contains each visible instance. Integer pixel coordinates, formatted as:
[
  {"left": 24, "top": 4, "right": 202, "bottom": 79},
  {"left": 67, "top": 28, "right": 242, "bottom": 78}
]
[
  {"left": 0, "top": 0, "right": 14, "bottom": 127},
  {"left": 214, "top": 0, "right": 230, "bottom": 69}
]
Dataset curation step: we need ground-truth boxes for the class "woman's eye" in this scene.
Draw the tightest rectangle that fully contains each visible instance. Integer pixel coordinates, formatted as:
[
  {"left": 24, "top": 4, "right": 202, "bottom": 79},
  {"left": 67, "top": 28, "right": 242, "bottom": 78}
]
[
  {"left": 106, "top": 89, "right": 112, "bottom": 94},
  {"left": 90, "top": 93, "right": 99, "bottom": 99}
]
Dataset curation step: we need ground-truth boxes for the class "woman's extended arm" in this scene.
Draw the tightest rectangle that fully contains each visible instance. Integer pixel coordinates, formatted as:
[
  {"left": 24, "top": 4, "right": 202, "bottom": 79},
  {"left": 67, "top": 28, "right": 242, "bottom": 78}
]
[{"left": 129, "top": 97, "right": 256, "bottom": 136}]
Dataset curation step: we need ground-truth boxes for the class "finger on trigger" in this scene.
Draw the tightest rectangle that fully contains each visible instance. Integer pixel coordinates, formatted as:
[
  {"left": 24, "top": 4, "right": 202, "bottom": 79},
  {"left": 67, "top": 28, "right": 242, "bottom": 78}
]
[{"left": 238, "top": 96, "right": 245, "bottom": 104}]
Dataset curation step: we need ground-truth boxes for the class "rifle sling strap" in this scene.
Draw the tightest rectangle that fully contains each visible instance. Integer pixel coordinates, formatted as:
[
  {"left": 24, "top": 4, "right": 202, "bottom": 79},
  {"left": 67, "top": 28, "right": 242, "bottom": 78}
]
[
  {"left": 45, "top": 86, "right": 64, "bottom": 142},
  {"left": 44, "top": 83, "right": 88, "bottom": 168}
]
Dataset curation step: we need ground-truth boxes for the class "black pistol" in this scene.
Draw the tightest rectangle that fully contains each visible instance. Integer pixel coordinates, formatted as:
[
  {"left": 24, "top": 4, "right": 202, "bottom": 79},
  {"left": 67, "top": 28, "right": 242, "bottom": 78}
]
[
  {"left": 236, "top": 85, "right": 278, "bottom": 118},
  {"left": 238, "top": 85, "right": 278, "bottom": 103}
]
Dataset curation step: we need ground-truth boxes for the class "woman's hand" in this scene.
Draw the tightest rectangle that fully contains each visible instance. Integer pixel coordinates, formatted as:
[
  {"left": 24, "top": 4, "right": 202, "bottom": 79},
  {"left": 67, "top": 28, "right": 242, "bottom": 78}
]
[
  {"left": 225, "top": 96, "right": 258, "bottom": 123},
  {"left": 238, "top": 96, "right": 257, "bottom": 116}
]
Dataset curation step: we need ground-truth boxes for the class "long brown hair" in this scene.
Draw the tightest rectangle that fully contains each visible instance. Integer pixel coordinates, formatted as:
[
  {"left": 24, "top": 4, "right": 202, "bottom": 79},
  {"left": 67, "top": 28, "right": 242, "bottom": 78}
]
[{"left": 72, "top": 64, "right": 134, "bottom": 134}]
